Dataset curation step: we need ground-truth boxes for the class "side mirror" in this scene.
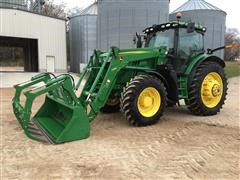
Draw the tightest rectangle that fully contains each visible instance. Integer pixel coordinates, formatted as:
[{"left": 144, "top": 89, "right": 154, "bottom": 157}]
[
  {"left": 133, "top": 36, "right": 137, "bottom": 45},
  {"left": 187, "top": 22, "right": 195, "bottom": 33},
  {"left": 136, "top": 32, "right": 142, "bottom": 48}
]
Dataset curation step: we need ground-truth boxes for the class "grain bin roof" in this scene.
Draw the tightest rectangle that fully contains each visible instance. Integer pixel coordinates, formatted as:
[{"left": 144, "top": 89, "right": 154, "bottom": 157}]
[
  {"left": 78, "top": 2, "right": 98, "bottom": 16},
  {"left": 171, "top": 0, "right": 225, "bottom": 13},
  {"left": 79, "top": 2, "right": 98, "bottom": 15},
  {"left": 70, "top": 2, "right": 97, "bottom": 18}
]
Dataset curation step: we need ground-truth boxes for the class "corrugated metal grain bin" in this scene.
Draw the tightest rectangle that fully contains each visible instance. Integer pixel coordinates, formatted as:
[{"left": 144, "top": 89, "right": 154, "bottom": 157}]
[
  {"left": 97, "top": 0, "right": 170, "bottom": 51},
  {"left": 170, "top": 0, "right": 226, "bottom": 59},
  {"left": 69, "top": 3, "right": 97, "bottom": 73},
  {"left": 0, "top": 0, "right": 27, "bottom": 9}
]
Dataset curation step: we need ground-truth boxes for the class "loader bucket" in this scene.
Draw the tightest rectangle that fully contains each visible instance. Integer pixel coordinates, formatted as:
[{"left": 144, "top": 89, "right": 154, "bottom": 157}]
[
  {"left": 12, "top": 74, "right": 90, "bottom": 144},
  {"left": 32, "top": 96, "right": 90, "bottom": 144}
]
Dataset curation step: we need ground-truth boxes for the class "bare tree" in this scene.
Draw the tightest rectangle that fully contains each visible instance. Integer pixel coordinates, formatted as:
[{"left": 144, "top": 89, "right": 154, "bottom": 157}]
[
  {"left": 41, "top": 0, "right": 67, "bottom": 19},
  {"left": 225, "top": 28, "right": 240, "bottom": 61}
]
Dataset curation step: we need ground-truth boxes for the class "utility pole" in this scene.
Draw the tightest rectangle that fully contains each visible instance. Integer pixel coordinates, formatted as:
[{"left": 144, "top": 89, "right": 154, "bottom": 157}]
[{"left": 38, "top": 0, "right": 41, "bottom": 13}]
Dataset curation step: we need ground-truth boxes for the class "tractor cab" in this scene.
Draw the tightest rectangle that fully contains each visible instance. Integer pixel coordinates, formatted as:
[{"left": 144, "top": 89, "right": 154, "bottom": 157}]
[{"left": 144, "top": 21, "right": 206, "bottom": 73}]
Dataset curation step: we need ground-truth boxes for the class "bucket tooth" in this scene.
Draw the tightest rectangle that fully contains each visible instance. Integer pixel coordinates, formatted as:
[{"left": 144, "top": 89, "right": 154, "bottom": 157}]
[
  {"left": 27, "top": 120, "right": 53, "bottom": 144},
  {"left": 33, "top": 135, "right": 51, "bottom": 144},
  {"left": 28, "top": 128, "right": 44, "bottom": 136}
]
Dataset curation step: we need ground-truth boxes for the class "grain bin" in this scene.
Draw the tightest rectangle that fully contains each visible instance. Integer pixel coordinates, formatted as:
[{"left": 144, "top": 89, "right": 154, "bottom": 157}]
[
  {"left": 69, "top": 2, "right": 97, "bottom": 73},
  {"left": 97, "top": 0, "right": 170, "bottom": 51},
  {"left": 170, "top": 0, "right": 226, "bottom": 59}
]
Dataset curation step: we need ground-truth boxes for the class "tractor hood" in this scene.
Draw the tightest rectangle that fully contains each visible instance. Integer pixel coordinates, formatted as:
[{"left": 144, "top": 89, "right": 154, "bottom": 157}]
[
  {"left": 117, "top": 48, "right": 161, "bottom": 60},
  {"left": 119, "top": 48, "right": 158, "bottom": 55}
]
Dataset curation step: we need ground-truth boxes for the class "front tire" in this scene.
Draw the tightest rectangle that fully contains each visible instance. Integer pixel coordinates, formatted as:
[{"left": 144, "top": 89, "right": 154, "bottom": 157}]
[
  {"left": 187, "top": 61, "right": 227, "bottom": 116},
  {"left": 120, "top": 75, "right": 167, "bottom": 126}
]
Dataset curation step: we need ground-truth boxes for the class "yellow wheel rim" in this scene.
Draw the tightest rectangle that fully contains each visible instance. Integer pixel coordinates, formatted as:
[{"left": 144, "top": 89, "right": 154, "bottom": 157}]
[
  {"left": 201, "top": 72, "right": 223, "bottom": 108},
  {"left": 137, "top": 87, "right": 161, "bottom": 117}
]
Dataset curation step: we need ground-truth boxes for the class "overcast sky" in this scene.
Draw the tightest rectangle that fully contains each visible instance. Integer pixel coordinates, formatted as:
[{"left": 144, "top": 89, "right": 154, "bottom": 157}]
[{"left": 55, "top": 0, "right": 239, "bottom": 31}]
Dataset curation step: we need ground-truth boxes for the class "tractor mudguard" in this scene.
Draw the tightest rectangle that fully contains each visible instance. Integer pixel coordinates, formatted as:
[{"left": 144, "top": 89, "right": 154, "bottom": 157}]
[
  {"left": 184, "top": 54, "right": 225, "bottom": 90},
  {"left": 185, "top": 54, "right": 225, "bottom": 76}
]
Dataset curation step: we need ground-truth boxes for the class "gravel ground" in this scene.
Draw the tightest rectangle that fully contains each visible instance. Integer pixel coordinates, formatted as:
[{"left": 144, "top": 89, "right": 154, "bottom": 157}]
[{"left": 1, "top": 77, "right": 239, "bottom": 180}]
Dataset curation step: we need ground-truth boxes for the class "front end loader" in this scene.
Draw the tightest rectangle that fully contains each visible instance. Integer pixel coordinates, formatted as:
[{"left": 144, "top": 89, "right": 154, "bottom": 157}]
[{"left": 13, "top": 19, "right": 230, "bottom": 144}]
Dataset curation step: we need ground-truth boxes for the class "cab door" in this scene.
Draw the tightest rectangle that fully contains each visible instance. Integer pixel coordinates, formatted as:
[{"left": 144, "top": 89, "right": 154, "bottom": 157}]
[{"left": 175, "top": 29, "right": 204, "bottom": 73}]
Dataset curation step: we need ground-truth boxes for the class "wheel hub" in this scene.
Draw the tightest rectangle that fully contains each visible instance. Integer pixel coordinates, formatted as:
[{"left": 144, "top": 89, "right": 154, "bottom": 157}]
[
  {"left": 140, "top": 96, "right": 153, "bottom": 108},
  {"left": 212, "top": 84, "right": 221, "bottom": 97},
  {"left": 201, "top": 72, "right": 223, "bottom": 108},
  {"left": 137, "top": 87, "right": 161, "bottom": 117}
]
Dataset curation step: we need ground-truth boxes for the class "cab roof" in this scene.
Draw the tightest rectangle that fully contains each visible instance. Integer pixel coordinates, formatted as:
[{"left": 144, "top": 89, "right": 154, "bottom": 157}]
[{"left": 143, "top": 21, "right": 207, "bottom": 34}]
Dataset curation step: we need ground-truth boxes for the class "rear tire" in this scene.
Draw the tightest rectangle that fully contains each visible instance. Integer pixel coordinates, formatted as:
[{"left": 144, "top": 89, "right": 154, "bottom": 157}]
[
  {"left": 120, "top": 75, "right": 167, "bottom": 126},
  {"left": 100, "top": 97, "right": 120, "bottom": 113},
  {"left": 187, "top": 61, "right": 227, "bottom": 116}
]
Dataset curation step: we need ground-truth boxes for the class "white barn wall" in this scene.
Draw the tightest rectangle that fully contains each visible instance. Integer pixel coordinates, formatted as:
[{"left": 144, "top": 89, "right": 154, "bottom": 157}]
[{"left": 0, "top": 8, "right": 67, "bottom": 72}]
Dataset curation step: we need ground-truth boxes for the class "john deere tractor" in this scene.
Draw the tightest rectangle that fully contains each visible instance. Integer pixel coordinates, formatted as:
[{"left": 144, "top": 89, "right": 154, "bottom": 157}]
[{"left": 12, "top": 18, "right": 228, "bottom": 144}]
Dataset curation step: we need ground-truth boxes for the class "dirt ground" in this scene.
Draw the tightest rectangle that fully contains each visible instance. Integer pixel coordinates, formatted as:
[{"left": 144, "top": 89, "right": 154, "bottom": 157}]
[{"left": 1, "top": 77, "right": 240, "bottom": 180}]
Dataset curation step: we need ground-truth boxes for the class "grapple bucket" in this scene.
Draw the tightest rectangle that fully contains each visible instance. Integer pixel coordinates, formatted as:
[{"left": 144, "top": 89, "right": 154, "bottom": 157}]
[{"left": 12, "top": 73, "right": 90, "bottom": 144}]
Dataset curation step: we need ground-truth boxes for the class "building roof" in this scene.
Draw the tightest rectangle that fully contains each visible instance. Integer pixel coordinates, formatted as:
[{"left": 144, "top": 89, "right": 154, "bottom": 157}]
[
  {"left": 0, "top": 7, "right": 66, "bottom": 21},
  {"left": 171, "top": 0, "right": 225, "bottom": 13}
]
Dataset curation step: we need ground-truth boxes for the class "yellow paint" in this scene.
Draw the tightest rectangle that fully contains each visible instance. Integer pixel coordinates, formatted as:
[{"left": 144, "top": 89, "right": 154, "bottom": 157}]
[
  {"left": 201, "top": 72, "right": 223, "bottom": 108},
  {"left": 137, "top": 87, "right": 161, "bottom": 117},
  {"left": 119, "top": 51, "right": 150, "bottom": 55}
]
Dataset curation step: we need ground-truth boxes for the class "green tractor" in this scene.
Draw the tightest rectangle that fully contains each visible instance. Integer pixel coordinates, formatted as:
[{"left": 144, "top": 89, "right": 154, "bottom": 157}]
[{"left": 12, "top": 19, "right": 227, "bottom": 144}]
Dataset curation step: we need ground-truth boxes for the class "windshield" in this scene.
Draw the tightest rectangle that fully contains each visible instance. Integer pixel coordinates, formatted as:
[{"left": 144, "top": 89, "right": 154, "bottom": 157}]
[{"left": 145, "top": 29, "right": 174, "bottom": 49}]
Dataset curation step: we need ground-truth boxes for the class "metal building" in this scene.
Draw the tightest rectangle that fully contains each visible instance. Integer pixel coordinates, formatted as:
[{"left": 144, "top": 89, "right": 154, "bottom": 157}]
[
  {"left": 97, "top": 0, "right": 170, "bottom": 51},
  {"left": 69, "top": 2, "right": 97, "bottom": 73},
  {"left": 169, "top": 0, "right": 226, "bottom": 59},
  {"left": 0, "top": 8, "right": 67, "bottom": 72},
  {"left": 0, "top": 0, "right": 27, "bottom": 10}
]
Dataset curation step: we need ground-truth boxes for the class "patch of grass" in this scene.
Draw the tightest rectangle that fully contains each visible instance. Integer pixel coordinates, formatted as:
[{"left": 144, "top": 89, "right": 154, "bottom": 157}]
[{"left": 224, "top": 61, "right": 240, "bottom": 78}]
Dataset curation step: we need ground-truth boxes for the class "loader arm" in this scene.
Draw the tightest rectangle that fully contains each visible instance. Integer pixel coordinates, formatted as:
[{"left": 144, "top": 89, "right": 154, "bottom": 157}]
[{"left": 77, "top": 47, "right": 159, "bottom": 122}]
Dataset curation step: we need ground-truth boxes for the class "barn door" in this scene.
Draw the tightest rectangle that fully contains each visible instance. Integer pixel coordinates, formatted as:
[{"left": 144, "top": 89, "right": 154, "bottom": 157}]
[{"left": 46, "top": 56, "right": 55, "bottom": 72}]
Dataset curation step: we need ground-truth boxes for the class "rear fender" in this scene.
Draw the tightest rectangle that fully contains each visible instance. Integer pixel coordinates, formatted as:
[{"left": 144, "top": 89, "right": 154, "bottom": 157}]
[{"left": 184, "top": 54, "right": 225, "bottom": 89}]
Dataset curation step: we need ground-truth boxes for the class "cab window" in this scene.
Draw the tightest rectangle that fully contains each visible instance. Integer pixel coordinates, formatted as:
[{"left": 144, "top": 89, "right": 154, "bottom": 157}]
[
  {"left": 178, "top": 28, "right": 204, "bottom": 60},
  {"left": 145, "top": 29, "right": 174, "bottom": 49}
]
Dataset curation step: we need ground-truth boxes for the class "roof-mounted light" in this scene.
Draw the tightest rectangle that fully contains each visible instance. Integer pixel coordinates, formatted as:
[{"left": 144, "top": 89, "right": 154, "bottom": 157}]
[
  {"left": 161, "top": 25, "right": 165, "bottom": 28},
  {"left": 176, "top": 12, "right": 182, "bottom": 19},
  {"left": 166, "top": 24, "right": 171, "bottom": 28}
]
